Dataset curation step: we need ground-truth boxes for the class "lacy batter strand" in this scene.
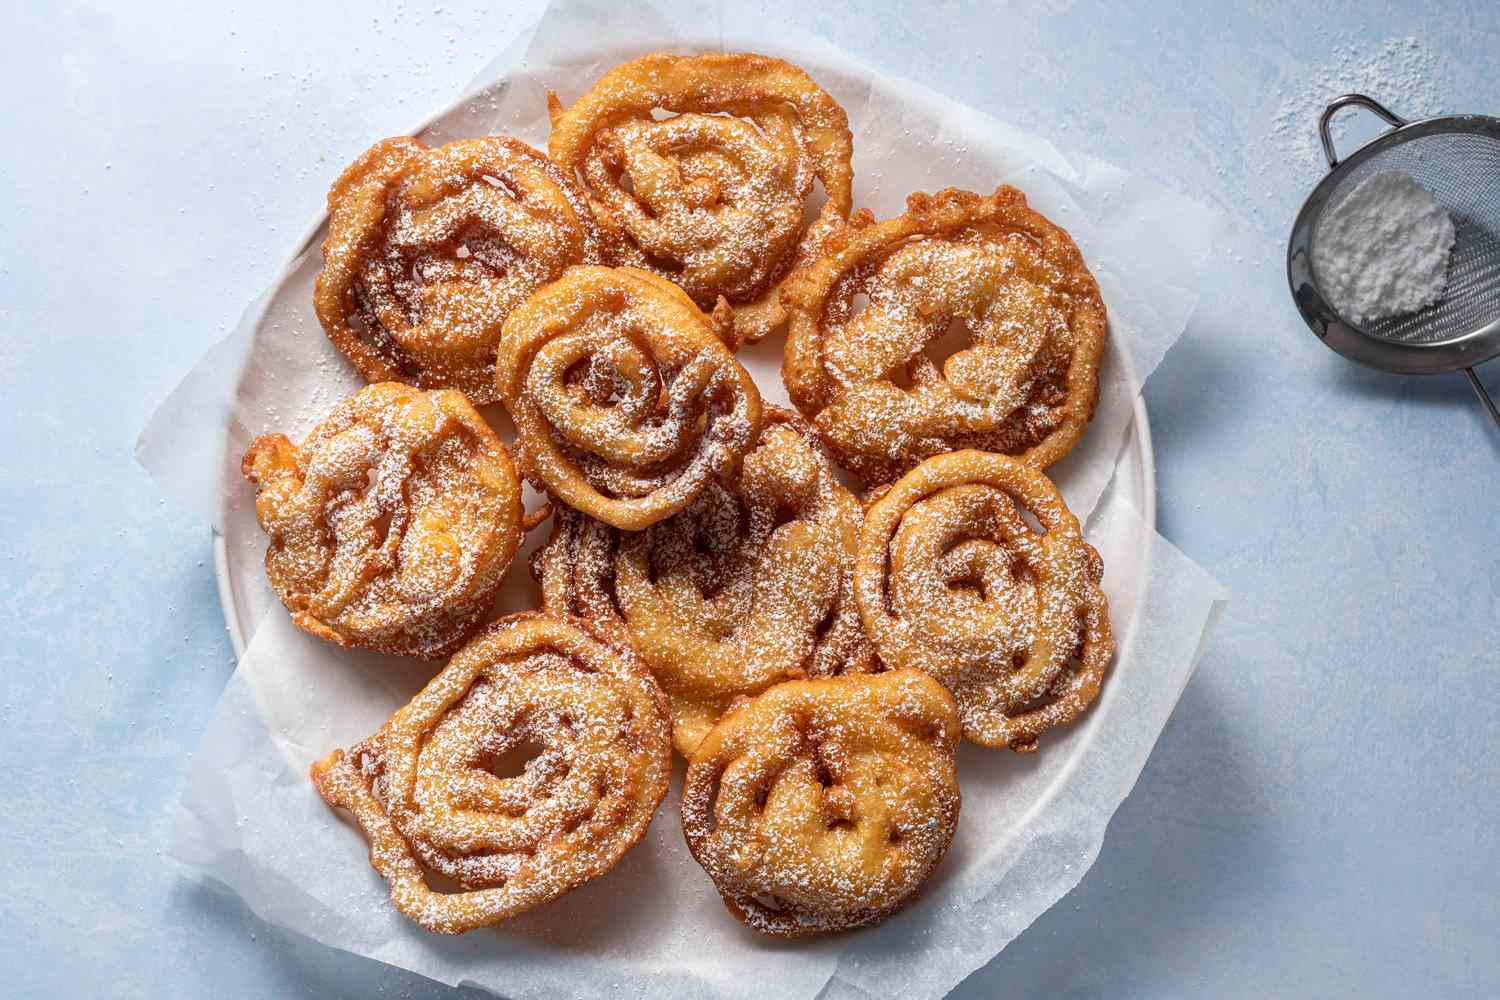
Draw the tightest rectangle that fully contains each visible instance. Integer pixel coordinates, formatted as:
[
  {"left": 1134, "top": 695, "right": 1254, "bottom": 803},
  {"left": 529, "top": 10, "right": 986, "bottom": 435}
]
[
  {"left": 548, "top": 52, "right": 854, "bottom": 346},
  {"left": 314, "top": 134, "right": 608, "bottom": 403},
  {"left": 310, "top": 612, "right": 672, "bottom": 934},
  {"left": 533, "top": 408, "right": 874, "bottom": 757},
  {"left": 782, "top": 187, "right": 1107, "bottom": 485},
  {"left": 854, "top": 449, "right": 1114, "bottom": 751},
  {"left": 496, "top": 265, "right": 763, "bottom": 531},
  {"left": 681, "top": 670, "right": 961, "bottom": 937},
  {"left": 242, "top": 382, "right": 525, "bottom": 659}
]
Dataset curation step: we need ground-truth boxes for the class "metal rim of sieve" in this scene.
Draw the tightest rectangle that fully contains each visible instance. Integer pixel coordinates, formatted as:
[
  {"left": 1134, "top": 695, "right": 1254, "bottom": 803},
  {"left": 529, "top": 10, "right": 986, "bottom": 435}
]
[{"left": 1286, "top": 93, "right": 1500, "bottom": 428}]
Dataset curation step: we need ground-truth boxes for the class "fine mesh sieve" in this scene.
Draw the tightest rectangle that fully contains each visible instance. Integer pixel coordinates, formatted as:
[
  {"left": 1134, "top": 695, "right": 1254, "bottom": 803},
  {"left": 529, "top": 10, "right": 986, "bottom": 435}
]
[{"left": 1287, "top": 94, "right": 1500, "bottom": 429}]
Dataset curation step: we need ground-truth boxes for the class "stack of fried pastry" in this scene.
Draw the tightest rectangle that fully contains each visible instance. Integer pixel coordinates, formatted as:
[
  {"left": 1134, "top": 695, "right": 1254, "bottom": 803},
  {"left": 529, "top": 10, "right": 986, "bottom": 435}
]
[{"left": 241, "top": 51, "right": 1115, "bottom": 940}]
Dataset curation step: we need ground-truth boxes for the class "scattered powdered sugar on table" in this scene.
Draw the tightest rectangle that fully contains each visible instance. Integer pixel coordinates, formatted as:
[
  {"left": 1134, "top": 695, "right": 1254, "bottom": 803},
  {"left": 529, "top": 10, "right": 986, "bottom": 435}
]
[
  {"left": 1312, "top": 170, "right": 1456, "bottom": 326},
  {"left": 1268, "top": 36, "right": 1440, "bottom": 178}
]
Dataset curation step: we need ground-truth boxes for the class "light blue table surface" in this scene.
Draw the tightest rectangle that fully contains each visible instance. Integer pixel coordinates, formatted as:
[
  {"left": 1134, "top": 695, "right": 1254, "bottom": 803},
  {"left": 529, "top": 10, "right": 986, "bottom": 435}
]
[{"left": 3, "top": 1, "right": 1497, "bottom": 996}]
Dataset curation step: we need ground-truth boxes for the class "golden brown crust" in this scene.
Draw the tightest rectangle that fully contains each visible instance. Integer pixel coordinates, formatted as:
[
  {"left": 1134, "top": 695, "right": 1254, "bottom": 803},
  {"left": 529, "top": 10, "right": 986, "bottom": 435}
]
[
  {"left": 853, "top": 450, "right": 1114, "bottom": 751},
  {"left": 495, "top": 265, "right": 764, "bottom": 531},
  {"left": 532, "top": 408, "right": 875, "bottom": 757},
  {"left": 310, "top": 612, "right": 672, "bottom": 934},
  {"left": 241, "top": 382, "right": 524, "bottom": 660},
  {"left": 681, "top": 670, "right": 960, "bottom": 936},
  {"left": 313, "top": 134, "right": 608, "bottom": 403},
  {"left": 548, "top": 52, "right": 854, "bottom": 345},
  {"left": 782, "top": 186, "right": 1108, "bottom": 486}
]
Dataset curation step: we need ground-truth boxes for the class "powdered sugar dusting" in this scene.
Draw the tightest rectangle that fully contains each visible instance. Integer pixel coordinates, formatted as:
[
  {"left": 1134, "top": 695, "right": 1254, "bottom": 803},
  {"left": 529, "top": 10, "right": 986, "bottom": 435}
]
[
  {"left": 680, "top": 670, "right": 961, "bottom": 936},
  {"left": 782, "top": 187, "right": 1107, "bottom": 485},
  {"left": 241, "top": 382, "right": 523, "bottom": 659},
  {"left": 548, "top": 52, "right": 855, "bottom": 344},
  {"left": 315, "top": 135, "right": 607, "bottom": 404},
  {"left": 1268, "top": 36, "right": 1440, "bottom": 178},
  {"left": 496, "top": 266, "right": 764, "bottom": 531},
  {"left": 534, "top": 409, "right": 875, "bottom": 757},
  {"left": 854, "top": 450, "right": 1113, "bottom": 752},
  {"left": 310, "top": 613, "right": 672, "bottom": 934}
]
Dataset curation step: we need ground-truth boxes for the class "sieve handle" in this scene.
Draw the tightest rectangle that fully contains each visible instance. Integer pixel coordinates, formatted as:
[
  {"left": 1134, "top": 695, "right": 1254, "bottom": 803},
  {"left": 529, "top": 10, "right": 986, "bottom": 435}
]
[
  {"left": 1464, "top": 369, "right": 1500, "bottom": 431},
  {"left": 1318, "top": 94, "right": 1408, "bottom": 169}
]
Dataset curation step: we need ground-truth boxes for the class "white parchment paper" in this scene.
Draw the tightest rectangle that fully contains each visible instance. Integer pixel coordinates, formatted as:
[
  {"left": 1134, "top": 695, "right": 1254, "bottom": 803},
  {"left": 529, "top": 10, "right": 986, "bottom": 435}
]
[
  {"left": 142, "top": 1, "right": 1227, "bottom": 996},
  {"left": 170, "top": 472, "right": 1225, "bottom": 1000}
]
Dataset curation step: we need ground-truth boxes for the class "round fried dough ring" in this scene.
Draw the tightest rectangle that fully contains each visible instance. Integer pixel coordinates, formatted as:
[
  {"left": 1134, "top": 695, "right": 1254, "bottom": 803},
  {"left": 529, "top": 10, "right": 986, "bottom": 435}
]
[
  {"left": 310, "top": 612, "right": 672, "bottom": 934},
  {"left": 532, "top": 408, "right": 874, "bottom": 756},
  {"left": 681, "top": 670, "right": 961, "bottom": 937},
  {"left": 854, "top": 449, "right": 1114, "bottom": 751},
  {"left": 782, "top": 186, "right": 1107, "bottom": 485},
  {"left": 314, "top": 134, "right": 607, "bottom": 403},
  {"left": 496, "top": 265, "right": 763, "bottom": 531},
  {"left": 241, "top": 382, "right": 525, "bottom": 660},
  {"left": 548, "top": 52, "right": 854, "bottom": 345}
]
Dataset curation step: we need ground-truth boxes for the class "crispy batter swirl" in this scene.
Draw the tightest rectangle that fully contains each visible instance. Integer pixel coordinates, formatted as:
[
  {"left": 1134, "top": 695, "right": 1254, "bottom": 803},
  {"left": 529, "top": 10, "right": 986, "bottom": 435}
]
[
  {"left": 496, "top": 265, "right": 763, "bottom": 531},
  {"left": 310, "top": 612, "right": 672, "bottom": 934},
  {"left": 548, "top": 52, "right": 854, "bottom": 345},
  {"left": 314, "top": 134, "right": 607, "bottom": 403},
  {"left": 681, "top": 670, "right": 960, "bottom": 936},
  {"left": 533, "top": 409, "right": 874, "bottom": 756},
  {"left": 783, "top": 187, "right": 1107, "bottom": 484},
  {"left": 242, "top": 382, "right": 523, "bottom": 659},
  {"left": 854, "top": 450, "right": 1114, "bottom": 751}
]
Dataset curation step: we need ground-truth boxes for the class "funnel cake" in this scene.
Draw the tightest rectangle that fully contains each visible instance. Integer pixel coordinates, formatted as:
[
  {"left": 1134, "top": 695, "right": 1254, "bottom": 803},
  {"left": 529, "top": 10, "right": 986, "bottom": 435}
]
[
  {"left": 681, "top": 670, "right": 961, "bottom": 937},
  {"left": 310, "top": 612, "right": 672, "bottom": 934},
  {"left": 533, "top": 408, "right": 874, "bottom": 757},
  {"left": 782, "top": 187, "right": 1107, "bottom": 485},
  {"left": 314, "top": 134, "right": 607, "bottom": 404},
  {"left": 548, "top": 52, "right": 854, "bottom": 345},
  {"left": 241, "top": 382, "right": 523, "bottom": 660},
  {"left": 854, "top": 450, "right": 1113, "bottom": 751},
  {"left": 496, "top": 265, "right": 763, "bottom": 531}
]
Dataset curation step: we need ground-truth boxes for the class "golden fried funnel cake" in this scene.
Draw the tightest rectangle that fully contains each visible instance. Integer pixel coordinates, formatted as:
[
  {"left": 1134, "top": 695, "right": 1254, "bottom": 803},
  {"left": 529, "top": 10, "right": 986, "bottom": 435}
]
[
  {"left": 310, "top": 612, "right": 672, "bottom": 934},
  {"left": 548, "top": 52, "right": 854, "bottom": 345},
  {"left": 242, "top": 382, "right": 523, "bottom": 660},
  {"left": 314, "top": 134, "right": 607, "bottom": 403},
  {"left": 681, "top": 670, "right": 960, "bottom": 937},
  {"left": 533, "top": 408, "right": 874, "bottom": 757},
  {"left": 854, "top": 450, "right": 1114, "bottom": 751},
  {"left": 782, "top": 187, "right": 1107, "bottom": 485},
  {"left": 496, "top": 265, "right": 763, "bottom": 531}
]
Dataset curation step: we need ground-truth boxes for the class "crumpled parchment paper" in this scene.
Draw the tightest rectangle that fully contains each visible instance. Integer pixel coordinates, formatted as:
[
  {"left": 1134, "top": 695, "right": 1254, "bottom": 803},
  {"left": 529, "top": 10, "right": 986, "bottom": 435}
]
[{"left": 141, "top": 2, "right": 1227, "bottom": 996}]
